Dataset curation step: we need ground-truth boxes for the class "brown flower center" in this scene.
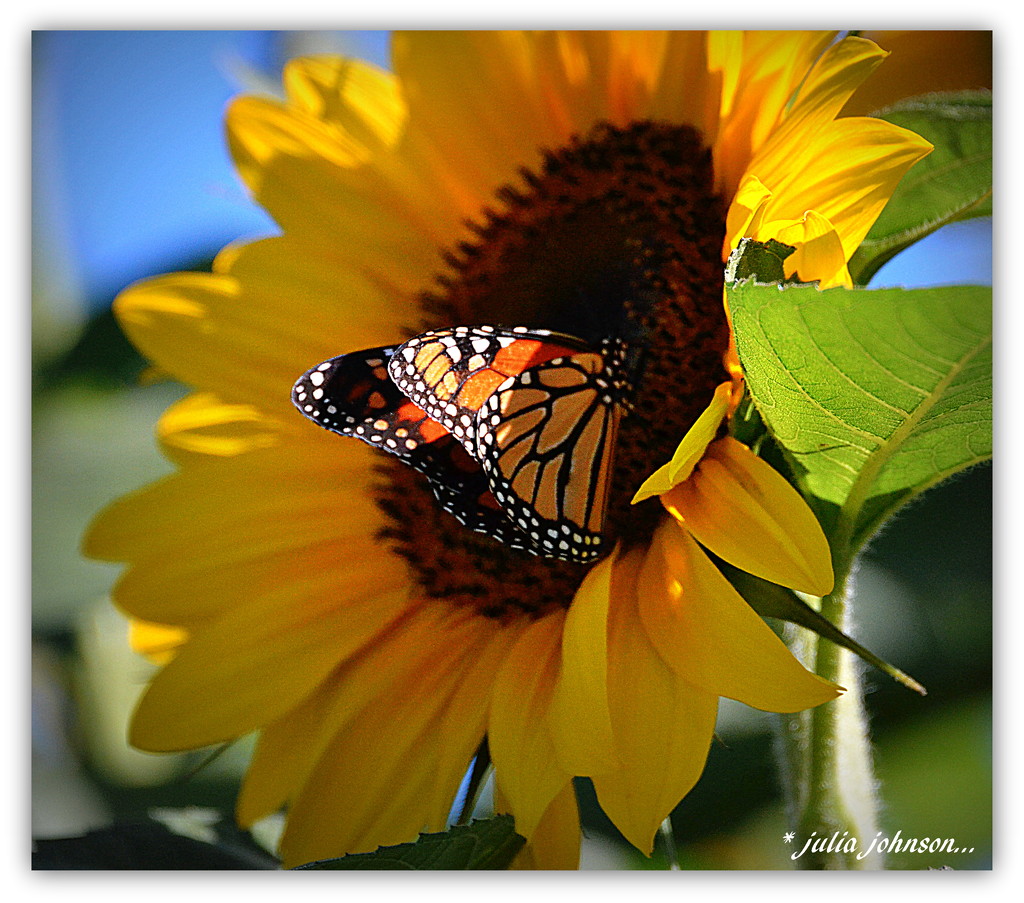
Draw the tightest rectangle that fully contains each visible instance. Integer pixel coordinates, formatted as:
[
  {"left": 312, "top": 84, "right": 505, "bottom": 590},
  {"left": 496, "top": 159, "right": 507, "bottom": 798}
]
[{"left": 377, "top": 121, "right": 729, "bottom": 620}]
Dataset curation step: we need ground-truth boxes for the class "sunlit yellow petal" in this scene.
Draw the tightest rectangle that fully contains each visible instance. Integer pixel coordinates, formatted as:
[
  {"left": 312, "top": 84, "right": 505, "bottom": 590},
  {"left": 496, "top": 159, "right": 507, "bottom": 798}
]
[
  {"left": 591, "top": 548, "right": 719, "bottom": 855},
  {"left": 771, "top": 209, "right": 851, "bottom": 289},
  {"left": 665, "top": 436, "right": 834, "bottom": 595},
  {"left": 548, "top": 552, "right": 617, "bottom": 776},
  {"left": 632, "top": 382, "right": 732, "bottom": 503},
  {"left": 750, "top": 117, "right": 932, "bottom": 268},
  {"left": 711, "top": 31, "right": 837, "bottom": 197},
  {"left": 724, "top": 172, "right": 773, "bottom": 253},
  {"left": 754, "top": 36, "right": 889, "bottom": 173},
  {"left": 638, "top": 520, "right": 841, "bottom": 712},
  {"left": 157, "top": 392, "right": 283, "bottom": 462},
  {"left": 489, "top": 610, "right": 571, "bottom": 838},
  {"left": 283, "top": 55, "right": 406, "bottom": 152},
  {"left": 128, "top": 619, "right": 187, "bottom": 664}
]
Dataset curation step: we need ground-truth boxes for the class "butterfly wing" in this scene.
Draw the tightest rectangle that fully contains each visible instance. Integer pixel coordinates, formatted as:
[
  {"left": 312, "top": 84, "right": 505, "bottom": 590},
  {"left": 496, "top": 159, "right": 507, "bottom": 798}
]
[
  {"left": 292, "top": 346, "right": 447, "bottom": 477},
  {"left": 475, "top": 351, "right": 621, "bottom": 563},
  {"left": 292, "top": 347, "right": 529, "bottom": 551},
  {"left": 387, "top": 326, "right": 591, "bottom": 456}
]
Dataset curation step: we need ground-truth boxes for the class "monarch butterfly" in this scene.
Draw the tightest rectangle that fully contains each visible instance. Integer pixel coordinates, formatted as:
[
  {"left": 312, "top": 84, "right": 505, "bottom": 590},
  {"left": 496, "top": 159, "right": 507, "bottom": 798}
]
[{"left": 292, "top": 325, "right": 634, "bottom": 563}]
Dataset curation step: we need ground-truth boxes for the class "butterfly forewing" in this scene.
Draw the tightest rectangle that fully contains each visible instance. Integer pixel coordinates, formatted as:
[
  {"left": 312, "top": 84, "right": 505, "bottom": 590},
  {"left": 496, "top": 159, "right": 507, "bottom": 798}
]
[
  {"left": 292, "top": 347, "right": 444, "bottom": 474},
  {"left": 388, "top": 326, "right": 591, "bottom": 456}
]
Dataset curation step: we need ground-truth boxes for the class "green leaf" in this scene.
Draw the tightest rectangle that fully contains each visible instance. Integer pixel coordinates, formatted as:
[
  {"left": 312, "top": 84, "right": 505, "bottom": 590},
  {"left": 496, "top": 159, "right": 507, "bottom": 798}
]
[
  {"left": 728, "top": 282, "right": 991, "bottom": 554},
  {"left": 850, "top": 91, "right": 992, "bottom": 285},
  {"left": 723, "top": 563, "right": 925, "bottom": 694},
  {"left": 293, "top": 816, "right": 526, "bottom": 870}
]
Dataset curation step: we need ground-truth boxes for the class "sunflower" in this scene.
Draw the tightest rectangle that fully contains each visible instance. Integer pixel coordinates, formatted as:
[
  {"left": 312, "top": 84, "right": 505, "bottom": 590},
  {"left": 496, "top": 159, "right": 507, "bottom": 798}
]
[{"left": 85, "top": 31, "right": 931, "bottom": 869}]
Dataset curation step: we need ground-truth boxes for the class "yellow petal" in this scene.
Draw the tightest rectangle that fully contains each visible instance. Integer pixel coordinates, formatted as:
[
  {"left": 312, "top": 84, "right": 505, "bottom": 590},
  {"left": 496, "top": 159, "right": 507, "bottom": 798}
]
[
  {"left": 278, "top": 55, "right": 454, "bottom": 244},
  {"left": 277, "top": 608, "right": 517, "bottom": 867},
  {"left": 500, "top": 780, "right": 581, "bottom": 870},
  {"left": 392, "top": 31, "right": 562, "bottom": 214},
  {"left": 128, "top": 619, "right": 187, "bottom": 664},
  {"left": 547, "top": 552, "right": 618, "bottom": 776},
  {"left": 638, "top": 520, "right": 841, "bottom": 712},
  {"left": 130, "top": 576, "right": 413, "bottom": 751},
  {"left": 236, "top": 598, "right": 455, "bottom": 827},
  {"left": 665, "top": 437, "right": 834, "bottom": 596},
  {"left": 711, "top": 31, "right": 837, "bottom": 197},
  {"left": 282, "top": 55, "right": 406, "bottom": 152},
  {"left": 591, "top": 548, "right": 719, "bottom": 855},
  {"left": 754, "top": 36, "right": 889, "bottom": 173},
  {"left": 489, "top": 610, "right": 572, "bottom": 839},
  {"left": 215, "top": 235, "right": 422, "bottom": 352},
  {"left": 226, "top": 96, "right": 447, "bottom": 273},
  {"left": 750, "top": 117, "right": 932, "bottom": 270},
  {"left": 645, "top": 31, "right": 716, "bottom": 136},
  {"left": 776, "top": 210, "right": 850, "bottom": 288},
  {"left": 157, "top": 392, "right": 283, "bottom": 463},
  {"left": 113, "top": 273, "right": 295, "bottom": 415},
  {"left": 724, "top": 172, "right": 773, "bottom": 254},
  {"left": 236, "top": 657, "right": 351, "bottom": 827},
  {"left": 772, "top": 209, "right": 851, "bottom": 289},
  {"left": 544, "top": 31, "right": 676, "bottom": 129},
  {"left": 84, "top": 441, "right": 387, "bottom": 624},
  {"left": 631, "top": 382, "right": 732, "bottom": 503}
]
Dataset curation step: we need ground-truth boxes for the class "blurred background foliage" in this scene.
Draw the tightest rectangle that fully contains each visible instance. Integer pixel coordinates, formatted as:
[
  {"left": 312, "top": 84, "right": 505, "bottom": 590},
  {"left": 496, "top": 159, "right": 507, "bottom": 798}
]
[{"left": 31, "top": 31, "right": 991, "bottom": 869}]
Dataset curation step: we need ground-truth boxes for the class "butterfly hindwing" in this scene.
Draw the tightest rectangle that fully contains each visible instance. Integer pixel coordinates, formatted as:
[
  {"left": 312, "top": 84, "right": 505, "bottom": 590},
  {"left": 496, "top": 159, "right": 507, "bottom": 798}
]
[
  {"left": 429, "top": 478, "right": 533, "bottom": 554},
  {"left": 474, "top": 351, "right": 620, "bottom": 562}
]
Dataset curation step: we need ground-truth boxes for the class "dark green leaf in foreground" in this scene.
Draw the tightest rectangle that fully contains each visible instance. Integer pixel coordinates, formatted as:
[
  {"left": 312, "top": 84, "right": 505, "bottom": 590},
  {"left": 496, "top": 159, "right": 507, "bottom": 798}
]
[
  {"left": 294, "top": 815, "right": 525, "bottom": 870},
  {"left": 728, "top": 281, "right": 991, "bottom": 555},
  {"left": 850, "top": 91, "right": 992, "bottom": 285},
  {"left": 32, "top": 817, "right": 278, "bottom": 870}
]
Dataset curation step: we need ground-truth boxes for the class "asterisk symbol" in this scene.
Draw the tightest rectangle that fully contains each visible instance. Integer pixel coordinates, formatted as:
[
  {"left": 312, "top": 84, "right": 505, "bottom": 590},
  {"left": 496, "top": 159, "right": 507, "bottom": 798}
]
[{"left": 783, "top": 832, "right": 795, "bottom": 843}]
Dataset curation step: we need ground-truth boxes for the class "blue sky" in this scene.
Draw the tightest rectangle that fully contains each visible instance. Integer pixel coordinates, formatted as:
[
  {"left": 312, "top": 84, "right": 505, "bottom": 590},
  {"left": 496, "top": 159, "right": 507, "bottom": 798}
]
[
  {"left": 33, "top": 31, "right": 390, "bottom": 308},
  {"left": 32, "top": 30, "right": 990, "bottom": 316}
]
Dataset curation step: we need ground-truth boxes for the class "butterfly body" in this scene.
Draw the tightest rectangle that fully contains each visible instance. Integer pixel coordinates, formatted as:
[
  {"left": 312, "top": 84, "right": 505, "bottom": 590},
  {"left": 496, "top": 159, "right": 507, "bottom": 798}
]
[{"left": 293, "top": 326, "right": 633, "bottom": 563}]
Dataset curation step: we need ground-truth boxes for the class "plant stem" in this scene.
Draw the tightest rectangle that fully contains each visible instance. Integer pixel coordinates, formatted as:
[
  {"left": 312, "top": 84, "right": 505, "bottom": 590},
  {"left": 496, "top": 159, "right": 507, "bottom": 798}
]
[
  {"left": 775, "top": 561, "right": 883, "bottom": 870},
  {"left": 659, "top": 817, "right": 680, "bottom": 870}
]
